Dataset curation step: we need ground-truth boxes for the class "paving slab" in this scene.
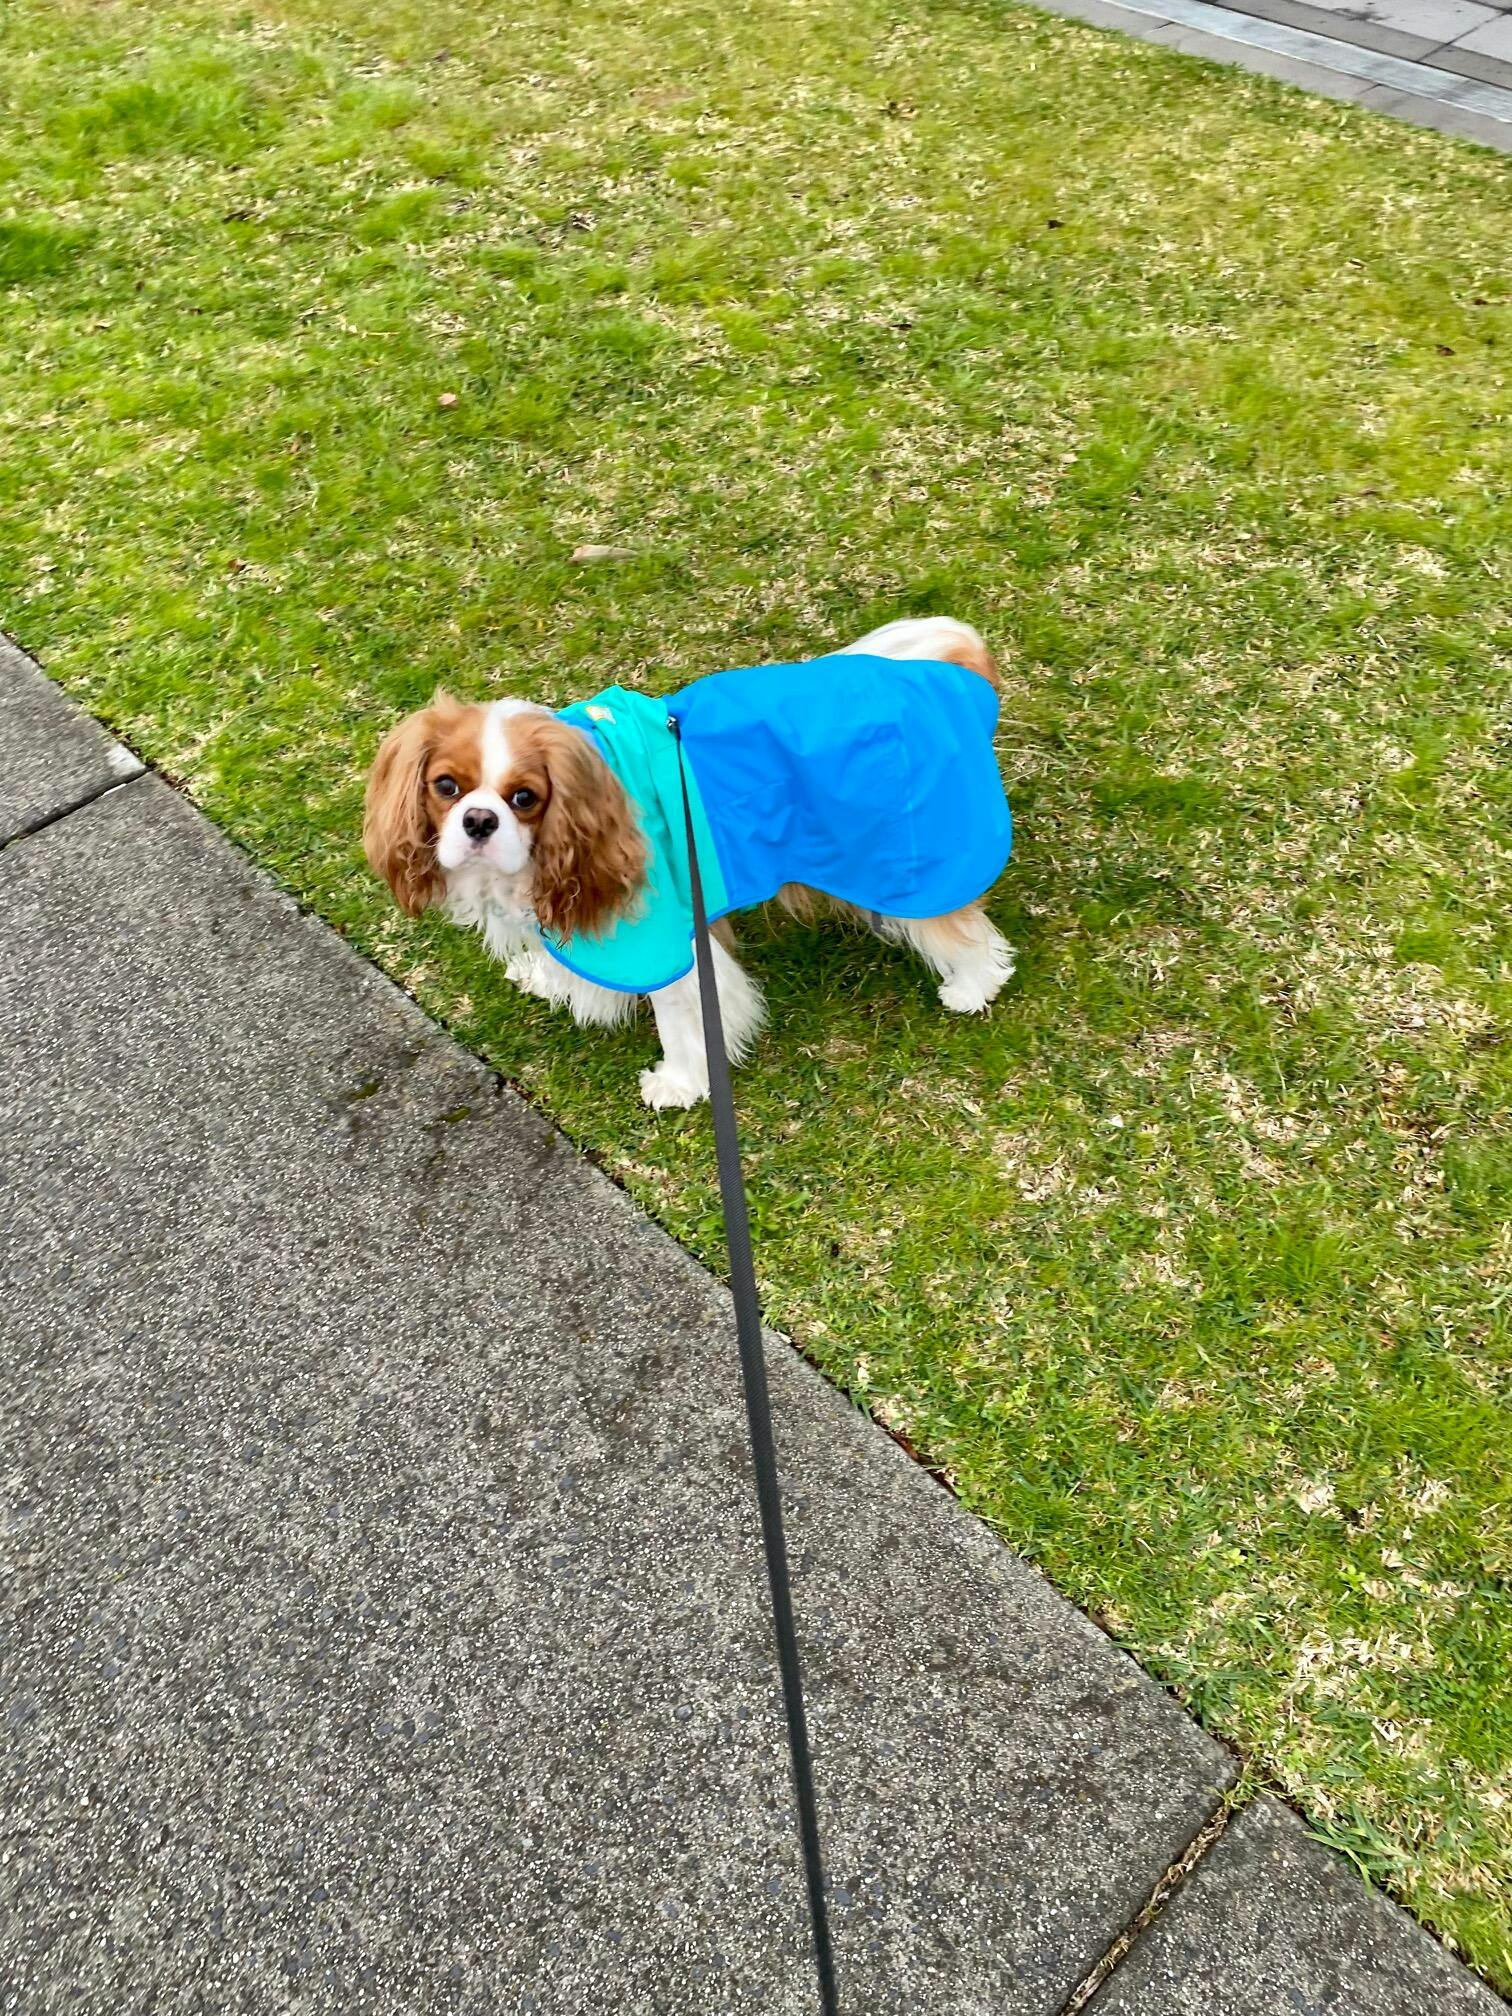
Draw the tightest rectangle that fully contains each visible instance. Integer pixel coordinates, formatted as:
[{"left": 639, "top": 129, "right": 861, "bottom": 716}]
[
  {"left": 1209, "top": 0, "right": 1446, "bottom": 66},
  {"left": 0, "top": 772, "right": 1235, "bottom": 2015},
  {"left": 1349, "top": 0, "right": 1500, "bottom": 44},
  {"left": 1209, "top": 0, "right": 1512, "bottom": 69},
  {"left": 1432, "top": 0, "right": 1512, "bottom": 38},
  {"left": 1355, "top": 72, "right": 1512, "bottom": 124},
  {"left": 1431, "top": 39, "right": 1512, "bottom": 82},
  {"left": 1086, "top": 1797, "right": 1506, "bottom": 2016},
  {"left": 1437, "top": 9, "right": 1512, "bottom": 76},
  {"left": 1145, "top": 17, "right": 1392, "bottom": 92},
  {"left": 1140, "top": 0, "right": 1512, "bottom": 99},
  {"left": 1024, "top": 0, "right": 1512, "bottom": 144},
  {"left": 0, "top": 631, "right": 142, "bottom": 843}
]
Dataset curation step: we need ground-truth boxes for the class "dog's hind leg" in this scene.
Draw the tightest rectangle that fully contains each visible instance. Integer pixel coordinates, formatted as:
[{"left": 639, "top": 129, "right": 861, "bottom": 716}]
[{"left": 895, "top": 905, "right": 1015, "bottom": 1013}]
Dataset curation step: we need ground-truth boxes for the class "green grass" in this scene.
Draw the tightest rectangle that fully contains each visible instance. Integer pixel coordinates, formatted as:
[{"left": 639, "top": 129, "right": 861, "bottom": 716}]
[{"left": 3, "top": 0, "right": 1510, "bottom": 1982}]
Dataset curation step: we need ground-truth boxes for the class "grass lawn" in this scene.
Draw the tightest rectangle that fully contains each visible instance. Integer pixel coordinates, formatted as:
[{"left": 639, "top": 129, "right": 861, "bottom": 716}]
[{"left": 3, "top": 0, "right": 1510, "bottom": 1983}]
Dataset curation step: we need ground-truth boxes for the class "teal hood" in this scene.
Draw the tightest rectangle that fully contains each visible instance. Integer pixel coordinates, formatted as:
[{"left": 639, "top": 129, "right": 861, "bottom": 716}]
[{"left": 540, "top": 687, "right": 725, "bottom": 994}]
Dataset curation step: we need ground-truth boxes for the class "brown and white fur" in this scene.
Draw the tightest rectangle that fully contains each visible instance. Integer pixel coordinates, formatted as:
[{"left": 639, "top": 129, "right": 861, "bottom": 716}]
[{"left": 363, "top": 617, "right": 1014, "bottom": 1108}]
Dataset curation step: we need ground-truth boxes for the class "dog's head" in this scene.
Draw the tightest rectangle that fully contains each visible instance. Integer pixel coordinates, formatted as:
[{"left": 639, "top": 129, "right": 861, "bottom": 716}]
[{"left": 362, "top": 694, "right": 646, "bottom": 936}]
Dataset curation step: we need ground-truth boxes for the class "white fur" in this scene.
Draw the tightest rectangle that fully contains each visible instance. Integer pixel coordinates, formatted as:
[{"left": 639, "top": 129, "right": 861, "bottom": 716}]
[
  {"left": 641, "top": 941, "right": 767, "bottom": 1109},
  {"left": 840, "top": 615, "right": 989, "bottom": 665},
  {"left": 437, "top": 618, "right": 1011, "bottom": 1106},
  {"left": 902, "top": 911, "right": 1016, "bottom": 1013},
  {"left": 444, "top": 860, "right": 641, "bottom": 1030}
]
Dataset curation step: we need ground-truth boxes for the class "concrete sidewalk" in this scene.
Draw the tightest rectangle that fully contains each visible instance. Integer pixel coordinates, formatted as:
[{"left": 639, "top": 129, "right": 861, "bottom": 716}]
[
  {"left": 1, "top": 635, "right": 1503, "bottom": 2014},
  {"left": 1026, "top": 0, "right": 1512, "bottom": 149}
]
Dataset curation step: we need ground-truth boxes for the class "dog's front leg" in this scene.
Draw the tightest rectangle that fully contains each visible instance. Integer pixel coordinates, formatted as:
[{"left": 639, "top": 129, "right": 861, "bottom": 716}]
[
  {"left": 641, "top": 940, "right": 766, "bottom": 1110},
  {"left": 503, "top": 943, "right": 555, "bottom": 999},
  {"left": 642, "top": 972, "right": 709, "bottom": 1110}
]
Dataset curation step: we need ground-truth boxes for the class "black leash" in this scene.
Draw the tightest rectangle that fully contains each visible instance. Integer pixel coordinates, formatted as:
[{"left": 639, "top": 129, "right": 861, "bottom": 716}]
[{"left": 669, "top": 714, "right": 840, "bottom": 2016}]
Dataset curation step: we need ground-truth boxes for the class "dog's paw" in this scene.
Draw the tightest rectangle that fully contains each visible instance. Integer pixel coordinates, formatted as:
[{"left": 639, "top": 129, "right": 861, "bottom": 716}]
[
  {"left": 504, "top": 952, "right": 553, "bottom": 999},
  {"left": 639, "top": 1065, "right": 708, "bottom": 1110},
  {"left": 939, "top": 943, "right": 1015, "bottom": 1014},
  {"left": 939, "top": 977, "right": 994, "bottom": 1013}
]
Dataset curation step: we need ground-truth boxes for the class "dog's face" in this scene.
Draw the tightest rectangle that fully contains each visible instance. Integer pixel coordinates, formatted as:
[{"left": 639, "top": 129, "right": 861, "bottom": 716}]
[{"left": 363, "top": 693, "right": 646, "bottom": 936}]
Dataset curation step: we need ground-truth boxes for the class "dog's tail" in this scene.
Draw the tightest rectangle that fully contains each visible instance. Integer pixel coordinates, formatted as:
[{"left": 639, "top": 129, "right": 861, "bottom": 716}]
[{"left": 838, "top": 615, "right": 997, "bottom": 688}]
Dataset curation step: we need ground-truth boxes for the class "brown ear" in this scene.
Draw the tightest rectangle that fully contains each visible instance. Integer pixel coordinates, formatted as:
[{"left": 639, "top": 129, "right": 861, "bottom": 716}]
[
  {"left": 525, "top": 717, "right": 647, "bottom": 940},
  {"left": 363, "top": 696, "right": 455, "bottom": 916}
]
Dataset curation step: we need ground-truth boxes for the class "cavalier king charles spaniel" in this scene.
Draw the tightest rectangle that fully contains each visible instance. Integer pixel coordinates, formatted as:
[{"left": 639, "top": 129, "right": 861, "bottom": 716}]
[{"left": 363, "top": 617, "right": 1014, "bottom": 1108}]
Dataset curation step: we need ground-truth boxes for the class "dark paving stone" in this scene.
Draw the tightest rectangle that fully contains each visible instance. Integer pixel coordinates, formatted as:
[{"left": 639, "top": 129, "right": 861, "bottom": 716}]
[
  {"left": 0, "top": 776, "right": 1233, "bottom": 2015},
  {"left": 0, "top": 632, "right": 142, "bottom": 843},
  {"left": 1088, "top": 1797, "right": 1506, "bottom": 2015}
]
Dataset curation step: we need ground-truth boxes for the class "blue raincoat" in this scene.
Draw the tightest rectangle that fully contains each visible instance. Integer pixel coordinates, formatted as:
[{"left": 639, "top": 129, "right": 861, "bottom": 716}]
[{"left": 541, "top": 652, "right": 1011, "bottom": 993}]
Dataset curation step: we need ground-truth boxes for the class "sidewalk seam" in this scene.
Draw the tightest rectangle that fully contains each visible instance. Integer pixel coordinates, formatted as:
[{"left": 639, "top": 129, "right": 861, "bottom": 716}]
[
  {"left": 1, "top": 769, "right": 148, "bottom": 851},
  {"left": 1058, "top": 1791, "right": 1241, "bottom": 2014}
]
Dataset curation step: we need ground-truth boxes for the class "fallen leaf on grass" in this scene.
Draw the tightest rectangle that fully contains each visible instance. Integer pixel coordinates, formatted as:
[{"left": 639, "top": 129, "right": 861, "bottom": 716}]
[{"left": 571, "top": 543, "right": 637, "bottom": 563}]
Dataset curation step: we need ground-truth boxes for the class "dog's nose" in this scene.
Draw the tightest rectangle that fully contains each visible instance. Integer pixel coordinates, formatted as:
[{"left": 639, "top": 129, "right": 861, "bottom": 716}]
[{"left": 462, "top": 806, "right": 499, "bottom": 843}]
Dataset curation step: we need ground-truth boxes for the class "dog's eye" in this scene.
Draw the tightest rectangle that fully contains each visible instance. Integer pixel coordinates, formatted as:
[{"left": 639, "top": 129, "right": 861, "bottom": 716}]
[
  {"left": 432, "top": 775, "right": 460, "bottom": 800},
  {"left": 508, "top": 787, "right": 538, "bottom": 812}
]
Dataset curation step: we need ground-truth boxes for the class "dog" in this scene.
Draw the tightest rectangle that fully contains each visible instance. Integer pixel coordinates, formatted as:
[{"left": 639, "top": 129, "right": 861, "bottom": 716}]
[{"left": 363, "top": 617, "right": 1015, "bottom": 1108}]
